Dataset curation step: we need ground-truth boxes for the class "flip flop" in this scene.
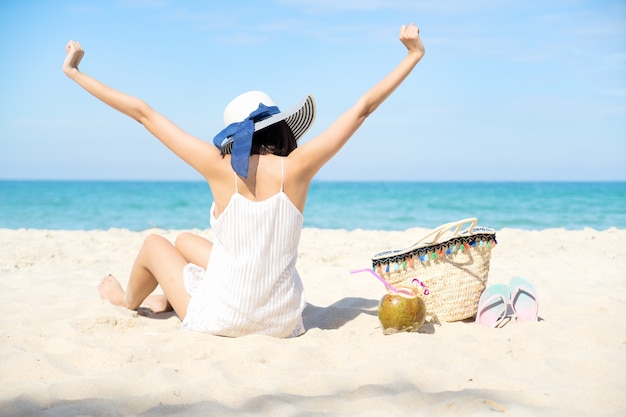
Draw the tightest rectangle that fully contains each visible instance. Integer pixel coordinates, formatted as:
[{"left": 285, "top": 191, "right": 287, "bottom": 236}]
[
  {"left": 509, "top": 276, "right": 539, "bottom": 322},
  {"left": 475, "top": 283, "right": 510, "bottom": 327}
]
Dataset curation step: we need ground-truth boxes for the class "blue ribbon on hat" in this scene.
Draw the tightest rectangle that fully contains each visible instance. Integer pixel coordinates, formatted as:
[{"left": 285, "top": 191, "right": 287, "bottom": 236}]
[{"left": 212, "top": 103, "right": 281, "bottom": 178}]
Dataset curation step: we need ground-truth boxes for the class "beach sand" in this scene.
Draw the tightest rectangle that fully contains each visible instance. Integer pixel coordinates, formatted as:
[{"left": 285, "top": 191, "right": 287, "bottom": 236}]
[{"left": 0, "top": 227, "right": 624, "bottom": 416}]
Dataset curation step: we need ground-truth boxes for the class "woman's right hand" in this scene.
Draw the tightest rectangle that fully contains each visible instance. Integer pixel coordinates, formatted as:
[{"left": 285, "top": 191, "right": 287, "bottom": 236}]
[
  {"left": 399, "top": 23, "right": 425, "bottom": 58},
  {"left": 63, "top": 40, "right": 85, "bottom": 77}
]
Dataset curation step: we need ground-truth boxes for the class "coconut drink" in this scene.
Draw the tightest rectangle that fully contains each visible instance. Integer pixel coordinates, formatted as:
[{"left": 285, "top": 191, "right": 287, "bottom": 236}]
[
  {"left": 350, "top": 269, "right": 428, "bottom": 335},
  {"left": 378, "top": 287, "right": 426, "bottom": 335}
]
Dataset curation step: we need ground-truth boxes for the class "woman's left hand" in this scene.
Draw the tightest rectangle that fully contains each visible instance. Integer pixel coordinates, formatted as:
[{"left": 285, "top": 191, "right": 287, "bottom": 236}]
[{"left": 63, "top": 40, "right": 85, "bottom": 76}]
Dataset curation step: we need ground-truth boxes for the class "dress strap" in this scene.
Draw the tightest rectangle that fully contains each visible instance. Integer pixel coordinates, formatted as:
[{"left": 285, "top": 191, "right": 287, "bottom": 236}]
[{"left": 280, "top": 158, "right": 285, "bottom": 193}]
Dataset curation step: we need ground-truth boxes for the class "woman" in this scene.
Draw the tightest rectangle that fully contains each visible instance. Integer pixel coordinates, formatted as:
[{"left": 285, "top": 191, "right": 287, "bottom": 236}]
[{"left": 64, "top": 23, "right": 424, "bottom": 337}]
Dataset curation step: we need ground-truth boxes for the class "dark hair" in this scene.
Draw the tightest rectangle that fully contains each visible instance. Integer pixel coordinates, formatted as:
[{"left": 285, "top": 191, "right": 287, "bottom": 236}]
[{"left": 250, "top": 120, "right": 297, "bottom": 156}]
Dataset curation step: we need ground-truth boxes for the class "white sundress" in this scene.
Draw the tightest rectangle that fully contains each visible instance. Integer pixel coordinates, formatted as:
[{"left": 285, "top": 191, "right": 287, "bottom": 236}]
[{"left": 181, "top": 159, "right": 306, "bottom": 338}]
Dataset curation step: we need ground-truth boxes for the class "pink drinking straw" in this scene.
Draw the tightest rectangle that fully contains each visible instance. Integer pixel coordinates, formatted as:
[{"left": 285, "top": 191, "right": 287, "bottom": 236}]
[{"left": 350, "top": 268, "right": 413, "bottom": 295}]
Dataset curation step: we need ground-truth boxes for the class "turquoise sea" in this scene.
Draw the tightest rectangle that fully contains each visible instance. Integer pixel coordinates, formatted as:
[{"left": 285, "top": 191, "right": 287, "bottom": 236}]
[{"left": 0, "top": 181, "right": 624, "bottom": 231}]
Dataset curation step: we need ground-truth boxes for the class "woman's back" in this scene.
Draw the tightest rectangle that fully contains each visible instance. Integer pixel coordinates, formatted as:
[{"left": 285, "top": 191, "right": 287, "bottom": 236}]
[
  {"left": 182, "top": 158, "right": 306, "bottom": 337},
  {"left": 209, "top": 153, "right": 309, "bottom": 217}
]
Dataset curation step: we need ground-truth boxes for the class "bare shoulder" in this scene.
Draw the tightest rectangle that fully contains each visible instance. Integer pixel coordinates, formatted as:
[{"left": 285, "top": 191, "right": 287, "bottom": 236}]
[{"left": 282, "top": 154, "right": 313, "bottom": 212}]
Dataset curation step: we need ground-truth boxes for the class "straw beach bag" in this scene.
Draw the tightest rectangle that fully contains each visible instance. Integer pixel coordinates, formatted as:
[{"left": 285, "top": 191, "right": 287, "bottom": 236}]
[{"left": 372, "top": 218, "right": 497, "bottom": 322}]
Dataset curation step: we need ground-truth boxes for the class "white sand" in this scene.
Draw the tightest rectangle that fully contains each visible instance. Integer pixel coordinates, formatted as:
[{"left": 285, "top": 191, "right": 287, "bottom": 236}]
[{"left": 0, "top": 227, "right": 624, "bottom": 416}]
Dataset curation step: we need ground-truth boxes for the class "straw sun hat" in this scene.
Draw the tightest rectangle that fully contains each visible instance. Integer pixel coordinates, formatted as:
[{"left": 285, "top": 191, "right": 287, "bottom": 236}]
[
  {"left": 214, "top": 91, "right": 316, "bottom": 154},
  {"left": 212, "top": 91, "right": 316, "bottom": 178}
]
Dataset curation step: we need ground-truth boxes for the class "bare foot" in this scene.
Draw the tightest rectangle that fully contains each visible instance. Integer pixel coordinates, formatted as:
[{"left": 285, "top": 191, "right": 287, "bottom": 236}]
[
  {"left": 141, "top": 294, "right": 173, "bottom": 314},
  {"left": 98, "top": 275, "right": 126, "bottom": 308}
]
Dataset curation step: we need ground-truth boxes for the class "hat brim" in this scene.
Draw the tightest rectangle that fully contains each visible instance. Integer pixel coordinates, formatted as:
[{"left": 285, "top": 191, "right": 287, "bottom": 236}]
[{"left": 219, "top": 94, "right": 316, "bottom": 154}]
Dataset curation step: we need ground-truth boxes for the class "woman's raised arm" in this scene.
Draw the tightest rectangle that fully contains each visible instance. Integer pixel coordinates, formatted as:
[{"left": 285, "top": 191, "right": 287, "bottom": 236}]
[
  {"left": 63, "top": 40, "right": 220, "bottom": 178},
  {"left": 292, "top": 23, "right": 425, "bottom": 179}
]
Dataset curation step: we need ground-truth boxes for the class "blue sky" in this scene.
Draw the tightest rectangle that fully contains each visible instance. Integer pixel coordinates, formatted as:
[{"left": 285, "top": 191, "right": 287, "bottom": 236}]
[{"left": 0, "top": 0, "right": 624, "bottom": 181}]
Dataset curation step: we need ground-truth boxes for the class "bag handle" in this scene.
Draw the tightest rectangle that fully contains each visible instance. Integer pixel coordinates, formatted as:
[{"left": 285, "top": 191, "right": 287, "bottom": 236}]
[{"left": 411, "top": 218, "right": 478, "bottom": 247}]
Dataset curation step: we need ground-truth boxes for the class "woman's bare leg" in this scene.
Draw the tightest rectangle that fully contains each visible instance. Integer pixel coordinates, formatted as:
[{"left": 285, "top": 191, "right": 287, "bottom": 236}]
[
  {"left": 98, "top": 234, "right": 191, "bottom": 319},
  {"left": 128, "top": 233, "right": 213, "bottom": 314},
  {"left": 175, "top": 232, "right": 213, "bottom": 267}
]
